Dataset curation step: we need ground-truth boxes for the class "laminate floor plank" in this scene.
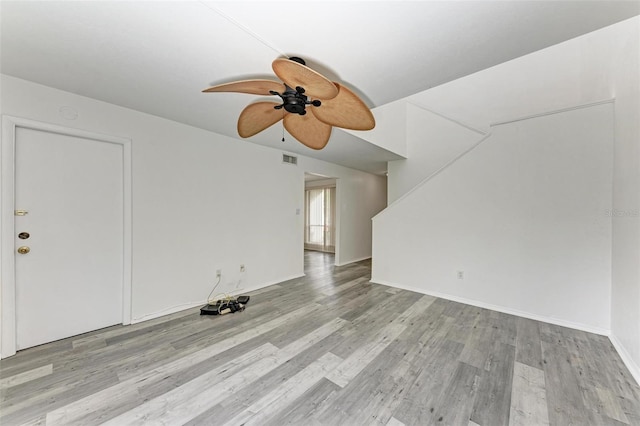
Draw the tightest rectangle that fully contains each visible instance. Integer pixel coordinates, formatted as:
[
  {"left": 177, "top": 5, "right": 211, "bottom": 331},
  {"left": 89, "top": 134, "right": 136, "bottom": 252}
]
[
  {"left": 387, "top": 338, "right": 465, "bottom": 425},
  {"left": 43, "top": 303, "right": 324, "bottom": 425},
  {"left": 444, "top": 303, "right": 484, "bottom": 345},
  {"left": 429, "top": 361, "right": 480, "bottom": 425},
  {"left": 326, "top": 295, "right": 435, "bottom": 389},
  {"left": 318, "top": 275, "right": 370, "bottom": 296},
  {"left": 266, "top": 378, "right": 341, "bottom": 426},
  {"left": 0, "top": 364, "right": 52, "bottom": 390},
  {"left": 353, "top": 305, "right": 455, "bottom": 425},
  {"left": 488, "top": 312, "right": 518, "bottom": 347},
  {"left": 386, "top": 416, "right": 406, "bottom": 426},
  {"left": 0, "top": 339, "right": 73, "bottom": 379},
  {"left": 102, "top": 318, "right": 347, "bottom": 426},
  {"left": 541, "top": 339, "right": 593, "bottom": 425},
  {"left": 508, "top": 361, "right": 550, "bottom": 426},
  {"left": 314, "top": 300, "right": 451, "bottom": 425},
  {"left": 515, "top": 317, "right": 543, "bottom": 369},
  {"left": 470, "top": 341, "right": 516, "bottom": 426},
  {"left": 333, "top": 285, "right": 407, "bottom": 324},
  {"left": 186, "top": 331, "right": 347, "bottom": 424},
  {"left": 1, "top": 369, "right": 120, "bottom": 425},
  {"left": 596, "top": 386, "right": 631, "bottom": 424},
  {"left": 221, "top": 352, "right": 343, "bottom": 426},
  {"left": 457, "top": 308, "right": 496, "bottom": 370},
  {"left": 120, "top": 302, "right": 319, "bottom": 378},
  {"left": 99, "top": 343, "right": 282, "bottom": 426},
  {"left": 326, "top": 320, "right": 408, "bottom": 388},
  {"left": 0, "top": 251, "right": 638, "bottom": 426},
  {"left": 619, "top": 395, "right": 640, "bottom": 425},
  {"left": 588, "top": 334, "right": 640, "bottom": 401}
]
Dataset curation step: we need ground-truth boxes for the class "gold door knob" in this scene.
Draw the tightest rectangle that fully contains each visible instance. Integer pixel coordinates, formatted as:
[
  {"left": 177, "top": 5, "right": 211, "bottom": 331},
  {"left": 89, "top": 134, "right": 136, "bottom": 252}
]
[{"left": 17, "top": 246, "right": 30, "bottom": 254}]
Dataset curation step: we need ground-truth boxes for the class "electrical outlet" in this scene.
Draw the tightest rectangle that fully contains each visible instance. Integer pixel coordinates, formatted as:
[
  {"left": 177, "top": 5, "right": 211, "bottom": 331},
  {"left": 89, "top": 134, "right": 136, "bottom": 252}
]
[
  {"left": 240, "top": 264, "right": 245, "bottom": 272},
  {"left": 216, "top": 269, "right": 222, "bottom": 278},
  {"left": 457, "top": 271, "right": 464, "bottom": 280}
]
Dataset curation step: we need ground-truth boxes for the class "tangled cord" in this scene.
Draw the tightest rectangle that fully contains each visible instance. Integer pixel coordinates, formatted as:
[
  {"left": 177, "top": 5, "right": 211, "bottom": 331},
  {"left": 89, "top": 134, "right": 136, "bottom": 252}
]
[{"left": 205, "top": 276, "right": 245, "bottom": 314}]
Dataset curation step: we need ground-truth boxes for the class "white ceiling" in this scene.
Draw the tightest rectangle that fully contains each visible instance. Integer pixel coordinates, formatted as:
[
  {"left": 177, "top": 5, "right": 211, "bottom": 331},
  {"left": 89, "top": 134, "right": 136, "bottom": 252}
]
[{"left": 1, "top": 1, "right": 638, "bottom": 174}]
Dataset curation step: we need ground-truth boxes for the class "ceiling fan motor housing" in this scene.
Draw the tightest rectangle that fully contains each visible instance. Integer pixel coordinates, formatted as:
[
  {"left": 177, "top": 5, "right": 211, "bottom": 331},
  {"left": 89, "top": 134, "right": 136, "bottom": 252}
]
[
  {"left": 277, "top": 85, "right": 314, "bottom": 115},
  {"left": 283, "top": 92, "right": 307, "bottom": 115}
]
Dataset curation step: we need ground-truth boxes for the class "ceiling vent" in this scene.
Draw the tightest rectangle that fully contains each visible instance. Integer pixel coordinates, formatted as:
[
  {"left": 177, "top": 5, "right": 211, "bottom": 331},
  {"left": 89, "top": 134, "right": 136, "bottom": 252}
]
[{"left": 282, "top": 153, "right": 298, "bottom": 165}]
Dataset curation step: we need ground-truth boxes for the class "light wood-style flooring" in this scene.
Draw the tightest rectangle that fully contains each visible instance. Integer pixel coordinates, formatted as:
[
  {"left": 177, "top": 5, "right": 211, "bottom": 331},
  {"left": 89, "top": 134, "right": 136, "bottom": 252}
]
[{"left": 1, "top": 251, "right": 639, "bottom": 425}]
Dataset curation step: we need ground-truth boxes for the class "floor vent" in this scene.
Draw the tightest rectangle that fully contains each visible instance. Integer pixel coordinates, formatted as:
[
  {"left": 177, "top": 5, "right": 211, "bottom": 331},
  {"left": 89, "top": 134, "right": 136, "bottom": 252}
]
[{"left": 282, "top": 153, "right": 298, "bottom": 165}]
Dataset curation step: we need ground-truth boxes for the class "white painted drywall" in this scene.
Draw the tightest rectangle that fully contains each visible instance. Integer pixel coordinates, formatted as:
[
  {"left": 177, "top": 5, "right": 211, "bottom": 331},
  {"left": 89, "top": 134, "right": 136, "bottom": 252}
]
[
  {"left": 373, "top": 103, "right": 614, "bottom": 333},
  {"left": 0, "top": 75, "right": 386, "bottom": 327},
  {"left": 407, "top": 17, "right": 629, "bottom": 132},
  {"left": 387, "top": 103, "right": 485, "bottom": 203},
  {"left": 609, "top": 18, "right": 640, "bottom": 384},
  {"left": 380, "top": 16, "right": 640, "bottom": 382},
  {"left": 345, "top": 100, "right": 408, "bottom": 158}
]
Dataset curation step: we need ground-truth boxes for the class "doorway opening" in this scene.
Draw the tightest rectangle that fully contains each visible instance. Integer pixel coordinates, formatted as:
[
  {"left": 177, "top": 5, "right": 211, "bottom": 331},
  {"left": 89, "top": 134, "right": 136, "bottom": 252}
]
[{"left": 304, "top": 173, "right": 336, "bottom": 254}]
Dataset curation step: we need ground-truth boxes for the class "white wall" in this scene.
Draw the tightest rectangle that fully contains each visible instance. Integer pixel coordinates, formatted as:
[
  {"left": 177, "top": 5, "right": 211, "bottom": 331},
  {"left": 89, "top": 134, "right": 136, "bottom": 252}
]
[
  {"left": 406, "top": 18, "right": 634, "bottom": 133},
  {"left": 376, "top": 16, "right": 640, "bottom": 382},
  {"left": 388, "top": 103, "right": 485, "bottom": 203},
  {"left": 346, "top": 100, "right": 408, "bottom": 158},
  {"left": 374, "top": 103, "right": 614, "bottom": 333},
  {"left": 610, "top": 18, "right": 640, "bottom": 384},
  {"left": 0, "top": 75, "right": 385, "bottom": 329}
]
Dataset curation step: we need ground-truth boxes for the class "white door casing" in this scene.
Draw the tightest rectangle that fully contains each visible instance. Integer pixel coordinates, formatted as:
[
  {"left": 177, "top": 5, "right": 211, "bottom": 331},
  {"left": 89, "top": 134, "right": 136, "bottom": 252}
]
[{"left": 1, "top": 117, "right": 132, "bottom": 357}]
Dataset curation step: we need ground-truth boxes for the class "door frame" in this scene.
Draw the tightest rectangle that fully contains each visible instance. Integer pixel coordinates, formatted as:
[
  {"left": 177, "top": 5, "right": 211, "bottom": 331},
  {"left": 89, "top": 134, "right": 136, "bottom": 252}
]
[
  {"left": 303, "top": 173, "right": 341, "bottom": 265},
  {"left": 1, "top": 116, "right": 132, "bottom": 358}
]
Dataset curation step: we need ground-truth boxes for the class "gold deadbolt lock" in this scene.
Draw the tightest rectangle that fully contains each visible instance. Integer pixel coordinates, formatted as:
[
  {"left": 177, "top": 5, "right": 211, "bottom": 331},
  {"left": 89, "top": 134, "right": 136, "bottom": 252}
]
[{"left": 17, "top": 246, "right": 30, "bottom": 254}]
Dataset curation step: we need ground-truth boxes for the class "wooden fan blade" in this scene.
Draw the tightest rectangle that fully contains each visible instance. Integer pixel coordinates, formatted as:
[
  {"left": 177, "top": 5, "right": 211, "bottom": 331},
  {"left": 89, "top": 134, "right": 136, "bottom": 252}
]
[
  {"left": 272, "top": 58, "right": 339, "bottom": 100},
  {"left": 311, "top": 83, "right": 375, "bottom": 131},
  {"left": 283, "top": 113, "right": 332, "bottom": 150},
  {"left": 237, "top": 102, "right": 284, "bottom": 138},
  {"left": 203, "top": 79, "right": 284, "bottom": 95}
]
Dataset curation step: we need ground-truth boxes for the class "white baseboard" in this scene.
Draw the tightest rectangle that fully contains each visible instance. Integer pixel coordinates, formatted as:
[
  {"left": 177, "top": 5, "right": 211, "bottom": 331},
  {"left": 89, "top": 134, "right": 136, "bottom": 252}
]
[
  {"left": 131, "top": 301, "right": 204, "bottom": 324},
  {"left": 336, "top": 256, "right": 371, "bottom": 267},
  {"left": 609, "top": 334, "right": 640, "bottom": 386},
  {"left": 130, "top": 274, "right": 305, "bottom": 324},
  {"left": 370, "top": 278, "right": 610, "bottom": 336}
]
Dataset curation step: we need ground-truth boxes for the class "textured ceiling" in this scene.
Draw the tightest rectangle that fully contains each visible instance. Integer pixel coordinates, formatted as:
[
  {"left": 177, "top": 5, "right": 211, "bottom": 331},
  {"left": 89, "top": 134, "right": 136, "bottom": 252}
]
[{"left": 1, "top": 1, "right": 638, "bottom": 174}]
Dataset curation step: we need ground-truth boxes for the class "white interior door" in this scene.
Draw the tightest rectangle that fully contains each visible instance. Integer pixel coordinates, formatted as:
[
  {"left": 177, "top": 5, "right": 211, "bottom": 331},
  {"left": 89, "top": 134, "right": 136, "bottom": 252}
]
[{"left": 14, "top": 127, "right": 124, "bottom": 350}]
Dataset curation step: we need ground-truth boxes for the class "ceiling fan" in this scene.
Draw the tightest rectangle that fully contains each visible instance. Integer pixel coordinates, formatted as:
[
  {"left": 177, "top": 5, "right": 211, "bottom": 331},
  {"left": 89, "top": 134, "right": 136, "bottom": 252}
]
[{"left": 202, "top": 57, "right": 375, "bottom": 150}]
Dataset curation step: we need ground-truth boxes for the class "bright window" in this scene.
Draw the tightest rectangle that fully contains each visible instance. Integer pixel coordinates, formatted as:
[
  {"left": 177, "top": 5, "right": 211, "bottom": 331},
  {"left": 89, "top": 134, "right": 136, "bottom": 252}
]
[{"left": 305, "top": 186, "right": 335, "bottom": 252}]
